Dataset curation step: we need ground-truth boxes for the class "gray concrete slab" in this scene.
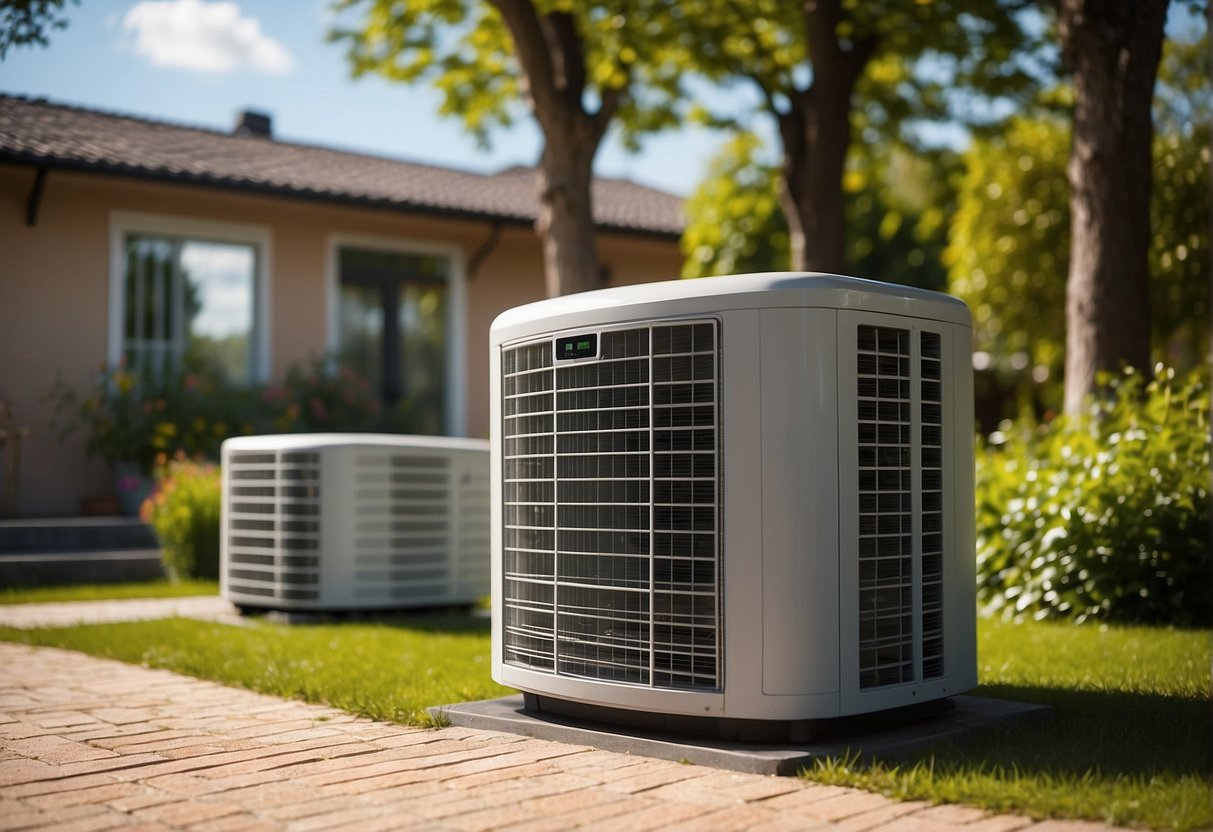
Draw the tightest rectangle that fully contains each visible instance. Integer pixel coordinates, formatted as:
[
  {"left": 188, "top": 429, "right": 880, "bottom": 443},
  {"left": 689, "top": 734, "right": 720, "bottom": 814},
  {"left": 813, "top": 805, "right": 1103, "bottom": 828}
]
[{"left": 430, "top": 694, "right": 1051, "bottom": 776}]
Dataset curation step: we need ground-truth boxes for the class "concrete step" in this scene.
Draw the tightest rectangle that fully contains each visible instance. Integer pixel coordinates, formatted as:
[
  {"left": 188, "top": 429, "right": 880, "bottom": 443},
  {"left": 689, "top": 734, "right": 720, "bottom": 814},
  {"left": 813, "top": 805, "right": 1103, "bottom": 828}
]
[
  {"left": 0, "top": 549, "right": 166, "bottom": 588},
  {"left": 0, "top": 517, "right": 158, "bottom": 554},
  {"left": 0, "top": 518, "right": 165, "bottom": 588}
]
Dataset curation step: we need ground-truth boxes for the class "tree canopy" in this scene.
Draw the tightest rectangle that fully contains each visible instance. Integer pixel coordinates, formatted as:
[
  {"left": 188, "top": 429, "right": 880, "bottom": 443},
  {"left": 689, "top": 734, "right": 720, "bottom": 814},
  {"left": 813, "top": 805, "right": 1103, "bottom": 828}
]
[
  {"left": 0, "top": 0, "right": 77, "bottom": 59},
  {"left": 666, "top": 0, "right": 1041, "bottom": 271},
  {"left": 330, "top": 0, "right": 694, "bottom": 296}
]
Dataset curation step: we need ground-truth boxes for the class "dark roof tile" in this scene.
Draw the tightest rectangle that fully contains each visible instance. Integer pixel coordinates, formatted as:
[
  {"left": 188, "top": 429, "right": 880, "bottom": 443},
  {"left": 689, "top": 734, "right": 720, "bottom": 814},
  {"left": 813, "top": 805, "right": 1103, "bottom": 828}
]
[{"left": 0, "top": 95, "right": 684, "bottom": 237}]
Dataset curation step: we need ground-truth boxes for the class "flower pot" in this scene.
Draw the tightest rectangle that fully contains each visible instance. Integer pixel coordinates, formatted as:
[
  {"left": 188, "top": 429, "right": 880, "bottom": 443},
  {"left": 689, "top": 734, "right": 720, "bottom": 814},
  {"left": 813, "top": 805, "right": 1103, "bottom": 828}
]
[{"left": 113, "top": 462, "right": 153, "bottom": 517}]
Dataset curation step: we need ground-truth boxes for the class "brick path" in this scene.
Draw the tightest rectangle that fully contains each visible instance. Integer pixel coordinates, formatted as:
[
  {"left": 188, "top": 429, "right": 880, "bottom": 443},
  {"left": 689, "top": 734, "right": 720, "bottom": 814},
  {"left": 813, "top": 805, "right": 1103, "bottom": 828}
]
[
  {"left": 0, "top": 596, "right": 244, "bottom": 630},
  {"left": 0, "top": 606, "right": 1125, "bottom": 831}
]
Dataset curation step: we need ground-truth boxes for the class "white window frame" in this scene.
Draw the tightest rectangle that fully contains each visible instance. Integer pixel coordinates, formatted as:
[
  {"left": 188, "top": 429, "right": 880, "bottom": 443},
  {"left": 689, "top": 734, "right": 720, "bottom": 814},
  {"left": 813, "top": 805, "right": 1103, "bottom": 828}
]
[
  {"left": 108, "top": 212, "right": 272, "bottom": 383},
  {"left": 325, "top": 233, "right": 467, "bottom": 437}
]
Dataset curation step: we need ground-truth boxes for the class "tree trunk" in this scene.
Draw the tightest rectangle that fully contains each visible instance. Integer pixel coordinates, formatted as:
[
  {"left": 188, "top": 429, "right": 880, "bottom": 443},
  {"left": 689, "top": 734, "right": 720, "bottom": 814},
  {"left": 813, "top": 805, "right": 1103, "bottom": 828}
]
[
  {"left": 536, "top": 131, "right": 602, "bottom": 297},
  {"left": 488, "top": 0, "right": 616, "bottom": 297},
  {"left": 1059, "top": 0, "right": 1167, "bottom": 415},
  {"left": 774, "top": 0, "right": 877, "bottom": 274},
  {"left": 777, "top": 86, "right": 852, "bottom": 273}
]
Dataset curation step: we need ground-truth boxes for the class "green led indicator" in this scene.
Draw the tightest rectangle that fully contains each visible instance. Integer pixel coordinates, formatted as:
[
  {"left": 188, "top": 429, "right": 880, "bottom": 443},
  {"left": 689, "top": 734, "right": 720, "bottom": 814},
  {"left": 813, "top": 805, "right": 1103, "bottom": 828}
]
[{"left": 556, "top": 333, "right": 598, "bottom": 360}]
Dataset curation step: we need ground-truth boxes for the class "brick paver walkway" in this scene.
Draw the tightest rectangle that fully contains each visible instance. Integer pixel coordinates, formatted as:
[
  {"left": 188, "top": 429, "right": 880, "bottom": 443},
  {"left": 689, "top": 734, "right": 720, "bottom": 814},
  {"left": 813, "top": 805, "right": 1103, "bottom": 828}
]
[
  {"left": 0, "top": 596, "right": 244, "bottom": 630},
  {"left": 0, "top": 605, "right": 1125, "bottom": 831}
]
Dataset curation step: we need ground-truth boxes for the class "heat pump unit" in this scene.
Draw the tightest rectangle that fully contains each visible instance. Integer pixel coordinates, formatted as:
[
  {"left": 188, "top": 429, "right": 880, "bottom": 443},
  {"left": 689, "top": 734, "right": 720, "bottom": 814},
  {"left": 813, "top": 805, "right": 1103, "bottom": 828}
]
[
  {"left": 221, "top": 434, "right": 490, "bottom": 612},
  {"left": 489, "top": 273, "right": 977, "bottom": 736}
]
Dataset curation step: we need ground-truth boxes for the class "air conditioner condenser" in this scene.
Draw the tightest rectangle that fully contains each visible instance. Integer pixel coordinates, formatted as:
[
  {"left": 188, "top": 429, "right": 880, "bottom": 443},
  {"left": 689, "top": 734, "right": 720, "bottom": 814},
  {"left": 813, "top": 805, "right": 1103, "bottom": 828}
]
[
  {"left": 221, "top": 433, "right": 490, "bottom": 612},
  {"left": 489, "top": 272, "right": 977, "bottom": 737}
]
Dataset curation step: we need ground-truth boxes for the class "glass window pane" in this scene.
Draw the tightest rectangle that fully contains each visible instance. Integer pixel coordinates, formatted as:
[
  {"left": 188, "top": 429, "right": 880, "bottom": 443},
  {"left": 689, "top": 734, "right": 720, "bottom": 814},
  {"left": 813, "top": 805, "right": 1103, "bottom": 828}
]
[
  {"left": 123, "top": 236, "right": 177, "bottom": 379},
  {"left": 180, "top": 241, "right": 255, "bottom": 382},
  {"left": 339, "top": 283, "right": 385, "bottom": 396},
  {"left": 399, "top": 281, "right": 447, "bottom": 434}
]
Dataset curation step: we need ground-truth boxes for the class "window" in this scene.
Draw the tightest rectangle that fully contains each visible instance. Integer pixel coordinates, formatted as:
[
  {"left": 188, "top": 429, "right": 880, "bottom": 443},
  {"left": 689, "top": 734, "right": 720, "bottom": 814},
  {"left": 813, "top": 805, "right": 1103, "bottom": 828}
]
[
  {"left": 110, "top": 215, "right": 268, "bottom": 383},
  {"left": 335, "top": 244, "right": 457, "bottom": 436}
]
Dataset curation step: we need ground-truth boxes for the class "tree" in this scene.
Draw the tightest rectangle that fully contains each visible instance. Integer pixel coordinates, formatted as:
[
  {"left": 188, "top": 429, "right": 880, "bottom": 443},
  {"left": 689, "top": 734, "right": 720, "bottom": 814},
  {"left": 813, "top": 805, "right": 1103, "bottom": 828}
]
[
  {"left": 946, "top": 114, "right": 1071, "bottom": 397},
  {"left": 676, "top": 0, "right": 1038, "bottom": 273},
  {"left": 680, "top": 132, "right": 789, "bottom": 278},
  {"left": 1149, "top": 28, "right": 1210, "bottom": 371},
  {"left": 0, "top": 0, "right": 77, "bottom": 59},
  {"left": 682, "top": 130, "right": 954, "bottom": 292},
  {"left": 947, "top": 31, "right": 1209, "bottom": 415},
  {"left": 1057, "top": 0, "right": 1169, "bottom": 414},
  {"left": 330, "top": 0, "right": 685, "bottom": 297}
]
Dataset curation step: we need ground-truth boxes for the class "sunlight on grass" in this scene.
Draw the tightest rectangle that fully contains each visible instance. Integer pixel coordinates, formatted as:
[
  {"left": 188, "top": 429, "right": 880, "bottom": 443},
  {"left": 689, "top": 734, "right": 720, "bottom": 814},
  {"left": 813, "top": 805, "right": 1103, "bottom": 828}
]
[
  {"left": 0, "top": 580, "right": 219, "bottom": 605},
  {"left": 806, "top": 618, "right": 1212, "bottom": 831}
]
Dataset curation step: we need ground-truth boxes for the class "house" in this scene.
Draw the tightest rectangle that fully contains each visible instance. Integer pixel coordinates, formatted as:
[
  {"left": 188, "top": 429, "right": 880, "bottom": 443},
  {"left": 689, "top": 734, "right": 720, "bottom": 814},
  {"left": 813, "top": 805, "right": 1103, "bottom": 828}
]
[{"left": 0, "top": 95, "right": 686, "bottom": 517}]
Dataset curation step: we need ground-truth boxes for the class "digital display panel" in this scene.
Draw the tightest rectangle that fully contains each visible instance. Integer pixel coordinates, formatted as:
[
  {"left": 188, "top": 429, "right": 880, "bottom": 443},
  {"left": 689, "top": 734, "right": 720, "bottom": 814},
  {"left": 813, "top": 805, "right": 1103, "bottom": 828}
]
[{"left": 555, "top": 333, "right": 598, "bottom": 360}]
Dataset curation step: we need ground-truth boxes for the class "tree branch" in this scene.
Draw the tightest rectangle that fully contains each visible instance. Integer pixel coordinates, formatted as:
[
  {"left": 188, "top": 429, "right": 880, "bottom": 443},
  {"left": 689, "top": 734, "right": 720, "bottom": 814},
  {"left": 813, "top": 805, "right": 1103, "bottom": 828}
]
[
  {"left": 804, "top": 0, "right": 879, "bottom": 91},
  {"left": 539, "top": 11, "right": 586, "bottom": 109},
  {"left": 487, "top": 0, "right": 564, "bottom": 129}
]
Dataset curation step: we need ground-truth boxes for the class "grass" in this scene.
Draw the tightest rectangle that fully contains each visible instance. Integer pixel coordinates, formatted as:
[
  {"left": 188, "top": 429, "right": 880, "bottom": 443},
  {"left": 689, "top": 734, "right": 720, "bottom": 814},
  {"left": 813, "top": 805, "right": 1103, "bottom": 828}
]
[
  {"left": 0, "top": 611, "right": 509, "bottom": 725},
  {"left": 808, "top": 619, "right": 1212, "bottom": 831},
  {"left": 0, "top": 614, "right": 1206, "bottom": 829},
  {"left": 0, "top": 580, "right": 219, "bottom": 605}
]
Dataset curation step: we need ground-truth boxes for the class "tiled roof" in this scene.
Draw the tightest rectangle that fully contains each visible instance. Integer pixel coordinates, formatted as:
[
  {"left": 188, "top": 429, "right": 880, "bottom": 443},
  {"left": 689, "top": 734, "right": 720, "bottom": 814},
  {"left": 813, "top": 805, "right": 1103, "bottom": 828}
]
[{"left": 0, "top": 95, "right": 684, "bottom": 238}]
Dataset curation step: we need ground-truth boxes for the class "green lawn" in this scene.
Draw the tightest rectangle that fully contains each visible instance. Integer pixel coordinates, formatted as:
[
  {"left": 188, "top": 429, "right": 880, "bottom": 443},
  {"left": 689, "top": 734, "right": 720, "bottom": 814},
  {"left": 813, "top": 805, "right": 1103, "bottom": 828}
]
[
  {"left": 811, "top": 619, "right": 1212, "bottom": 831},
  {"left": 0, "top": 580, "right": 219, "bottom": 605},
  {"left": 0, "top": 615, "right": 1206, "bottom": 830}
]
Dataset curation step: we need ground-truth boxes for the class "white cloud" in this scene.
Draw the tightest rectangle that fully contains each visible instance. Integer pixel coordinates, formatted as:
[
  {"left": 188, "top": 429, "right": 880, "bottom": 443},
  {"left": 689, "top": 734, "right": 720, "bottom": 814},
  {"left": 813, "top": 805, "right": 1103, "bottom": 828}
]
[{"left": 122, "top": 0, "right": 293, "bottom": 76}]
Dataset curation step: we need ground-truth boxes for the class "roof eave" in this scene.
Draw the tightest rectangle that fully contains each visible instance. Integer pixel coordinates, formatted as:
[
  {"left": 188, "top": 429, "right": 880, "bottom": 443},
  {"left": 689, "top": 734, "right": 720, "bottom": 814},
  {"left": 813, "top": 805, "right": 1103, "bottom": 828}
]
[{"left": 0, "top": 152, "right": 683, "bottom": 241}]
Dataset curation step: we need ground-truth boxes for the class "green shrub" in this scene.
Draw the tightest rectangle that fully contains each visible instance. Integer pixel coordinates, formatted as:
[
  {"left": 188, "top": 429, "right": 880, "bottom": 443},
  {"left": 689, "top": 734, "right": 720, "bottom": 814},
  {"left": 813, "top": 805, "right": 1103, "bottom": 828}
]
[
  {"left": 976, "top": 366, "right": 1210, "bottom": 625},
  {"left": 142, "top": 457, "right": 222, "bottom": 581}
]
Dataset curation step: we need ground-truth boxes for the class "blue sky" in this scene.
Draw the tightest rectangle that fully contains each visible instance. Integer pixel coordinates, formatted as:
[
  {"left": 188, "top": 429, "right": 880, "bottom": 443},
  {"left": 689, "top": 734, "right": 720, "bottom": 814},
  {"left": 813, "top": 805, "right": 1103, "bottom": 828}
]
[
  {"left": 4, "top": 2, "right": 1204, "bottom": 199},
  {"left": 1, "top": 0, "right": 741, "bottom": 197}
]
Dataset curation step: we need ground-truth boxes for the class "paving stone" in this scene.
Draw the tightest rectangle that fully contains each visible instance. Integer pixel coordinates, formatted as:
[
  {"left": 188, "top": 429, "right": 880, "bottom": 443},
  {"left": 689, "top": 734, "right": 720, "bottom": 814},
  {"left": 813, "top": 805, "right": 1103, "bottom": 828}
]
[
  {"left": 601, "top": 761, "right": 717, "bottom": 794},
  {"left": 130, "top": 798, "right": 243, "bottom": 827},
  {"left": 874, "top": 813, "right": 984, "bottom": 832},
  {"left": 1028, "top": 822, "right": 1123, "bottom": 832},
  {"left": 25, "top": 781, "right": 144, "bottom": 809},
  {"left": 914, "top": 803, "right": 1004, "bottom": 825},
  {"left": 799, "top": 789, "right": 907, "bottom": 822},
  {"left": 662, "top": 801, "right": 828, "bottom": 831},
  {"left": 836, "top": 799, "right": 933, "bottom": 831},
  {"left": 0, "top": 637, "right": 1133, "bottom": 832},
  {"left": 4, "top": 735, "right": 118, "bottom": 765},
  {"left": 576, "top": 796, "right": 715, "bottom": 831},
  {"left": 955, "top": 815, "right": 1038, "bottom": 832}
]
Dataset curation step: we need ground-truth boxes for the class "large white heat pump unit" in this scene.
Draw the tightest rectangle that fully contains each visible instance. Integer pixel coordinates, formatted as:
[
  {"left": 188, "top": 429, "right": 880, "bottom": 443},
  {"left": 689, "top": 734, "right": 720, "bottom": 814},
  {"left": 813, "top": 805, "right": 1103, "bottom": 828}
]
[
  {"left": 489, "top": 273, "right": 977, "bottom": 734},
  {"left": 221, "top": 434, "right": 490, "bottom": 611}
]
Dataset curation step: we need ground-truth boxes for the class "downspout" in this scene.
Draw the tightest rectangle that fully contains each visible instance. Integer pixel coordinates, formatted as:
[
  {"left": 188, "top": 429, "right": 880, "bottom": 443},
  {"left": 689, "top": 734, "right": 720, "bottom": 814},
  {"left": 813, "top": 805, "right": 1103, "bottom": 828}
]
[
  {"left": 25, "top": 167, "right": 48, "bottom": 227},
  {"left": 466, "top": 221, "right": 503, "bottom": 282}
]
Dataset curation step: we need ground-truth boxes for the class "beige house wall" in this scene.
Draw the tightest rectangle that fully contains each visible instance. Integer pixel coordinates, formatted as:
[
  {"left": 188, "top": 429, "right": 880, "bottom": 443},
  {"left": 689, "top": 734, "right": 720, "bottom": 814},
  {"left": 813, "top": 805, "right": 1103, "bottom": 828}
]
[{"left": 0, "top": 164, "right": 684, "bottom": 516}]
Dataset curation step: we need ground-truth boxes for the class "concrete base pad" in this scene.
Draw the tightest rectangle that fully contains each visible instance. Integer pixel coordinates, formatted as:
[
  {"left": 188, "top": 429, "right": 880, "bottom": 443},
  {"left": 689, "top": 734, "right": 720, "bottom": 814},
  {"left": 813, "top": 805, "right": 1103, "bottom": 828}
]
[{"left": 430, "top": 694, "right": 1051, "bottom": 776}]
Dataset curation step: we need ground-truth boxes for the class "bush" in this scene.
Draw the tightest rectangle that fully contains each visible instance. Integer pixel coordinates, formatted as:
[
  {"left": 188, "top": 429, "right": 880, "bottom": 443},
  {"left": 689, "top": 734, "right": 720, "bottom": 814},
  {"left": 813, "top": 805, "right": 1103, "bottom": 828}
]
[
  {"left": 263, "top": 356, "right": 382, "bottom": 433},
  {"left": 142, "top": 457, "right": 222, "bottom": 581},
  {"left": 48, "top": 362, "right": 260, "bottom": 475},
  {"left": 48, "top": 357, "right": 387, "bottom": 478},
  {"left": 976, "top": 365, "right": 1210, "bottom": 626}
]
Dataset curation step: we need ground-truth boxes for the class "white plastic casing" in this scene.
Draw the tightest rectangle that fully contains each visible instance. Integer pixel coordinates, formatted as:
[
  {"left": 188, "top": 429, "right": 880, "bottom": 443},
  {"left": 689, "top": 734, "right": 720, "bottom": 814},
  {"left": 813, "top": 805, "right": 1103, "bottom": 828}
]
[
  {"left": 221, "top": 433, "right": 490, "bottom": 611},
  {"left": 489, "top": 273, "right": 977, "bottom": 721}
]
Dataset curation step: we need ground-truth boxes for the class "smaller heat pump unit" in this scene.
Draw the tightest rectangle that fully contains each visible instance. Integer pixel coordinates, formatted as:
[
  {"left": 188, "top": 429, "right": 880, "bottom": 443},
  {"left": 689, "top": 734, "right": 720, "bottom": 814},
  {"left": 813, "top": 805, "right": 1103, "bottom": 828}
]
[
  {"left": 490, "top": 273, "right": 977, "bottom": 737},
  {"left": 221, "top": 434, "right": 490, "bottom": 611}
]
